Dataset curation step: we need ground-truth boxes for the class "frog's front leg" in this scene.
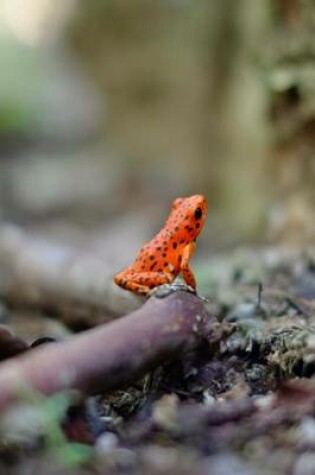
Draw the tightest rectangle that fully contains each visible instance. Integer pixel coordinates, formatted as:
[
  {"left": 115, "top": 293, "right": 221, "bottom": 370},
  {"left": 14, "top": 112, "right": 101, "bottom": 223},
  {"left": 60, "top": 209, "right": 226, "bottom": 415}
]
[
  {"left": 115, "top": 270, "right": 175, "bottom": 296},
  {"left": 180, "top": 242, "right": 196, "bottom": 288}
]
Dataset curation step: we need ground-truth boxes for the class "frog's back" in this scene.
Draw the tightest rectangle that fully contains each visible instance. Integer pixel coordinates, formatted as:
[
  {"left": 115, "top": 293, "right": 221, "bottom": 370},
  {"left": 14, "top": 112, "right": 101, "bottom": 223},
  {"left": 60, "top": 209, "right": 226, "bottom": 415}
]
[{"left": 131, "top": 194, "right": 207, "bottom": 272}]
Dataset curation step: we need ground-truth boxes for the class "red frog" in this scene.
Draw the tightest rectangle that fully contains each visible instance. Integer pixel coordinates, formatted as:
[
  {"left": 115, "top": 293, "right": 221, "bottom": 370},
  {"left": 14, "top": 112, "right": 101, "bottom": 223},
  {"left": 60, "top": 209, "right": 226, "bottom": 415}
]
[{"left": 114, "top": 195, "right": 207, "bottom": 296}]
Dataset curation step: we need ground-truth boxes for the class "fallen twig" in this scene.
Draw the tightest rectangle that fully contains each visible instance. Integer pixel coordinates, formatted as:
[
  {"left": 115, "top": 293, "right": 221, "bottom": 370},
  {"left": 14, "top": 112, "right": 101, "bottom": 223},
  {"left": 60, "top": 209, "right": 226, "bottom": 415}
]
[
  {"left": 0, "top": 224, "right": 139, "bottom": 324},
  {"left": 0, "top": 290, "right": 214, "bottom": 409}
]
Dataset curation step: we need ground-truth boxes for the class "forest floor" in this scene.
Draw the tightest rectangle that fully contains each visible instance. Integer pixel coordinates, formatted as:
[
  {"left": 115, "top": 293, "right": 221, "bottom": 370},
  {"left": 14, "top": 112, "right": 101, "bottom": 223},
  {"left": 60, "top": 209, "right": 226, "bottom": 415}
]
[{"left": 0, "top": 237, "right": 314, "bottom": 475}]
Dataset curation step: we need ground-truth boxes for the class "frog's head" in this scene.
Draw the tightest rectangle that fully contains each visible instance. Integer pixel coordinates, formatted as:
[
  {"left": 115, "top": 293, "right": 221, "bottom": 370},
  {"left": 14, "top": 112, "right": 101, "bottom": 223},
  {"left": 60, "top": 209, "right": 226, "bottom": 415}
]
[{"left": 170, "top": 194, "right": 207, "bottom": 240}]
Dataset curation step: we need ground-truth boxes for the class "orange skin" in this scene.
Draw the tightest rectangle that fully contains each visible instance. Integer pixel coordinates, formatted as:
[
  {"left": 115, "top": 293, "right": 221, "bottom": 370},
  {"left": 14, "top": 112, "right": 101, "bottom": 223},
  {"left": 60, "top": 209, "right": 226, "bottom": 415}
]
[{"left": 114, "top": 195, "right": 207, "bottom": 296}]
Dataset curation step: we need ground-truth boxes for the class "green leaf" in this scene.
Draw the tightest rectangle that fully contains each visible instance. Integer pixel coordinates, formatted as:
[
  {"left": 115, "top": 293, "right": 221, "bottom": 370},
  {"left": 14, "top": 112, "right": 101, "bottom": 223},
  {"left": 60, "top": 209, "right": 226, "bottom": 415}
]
[{"left": 53, "top": 443, "right": 94, "bottom": 467}]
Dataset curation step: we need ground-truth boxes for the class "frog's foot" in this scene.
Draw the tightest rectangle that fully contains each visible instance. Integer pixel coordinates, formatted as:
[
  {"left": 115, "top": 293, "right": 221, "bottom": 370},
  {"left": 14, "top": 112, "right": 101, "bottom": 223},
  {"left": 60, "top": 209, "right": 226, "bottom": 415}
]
[{"left": 147, "top": 283, "right": 208, "bottom": 301}]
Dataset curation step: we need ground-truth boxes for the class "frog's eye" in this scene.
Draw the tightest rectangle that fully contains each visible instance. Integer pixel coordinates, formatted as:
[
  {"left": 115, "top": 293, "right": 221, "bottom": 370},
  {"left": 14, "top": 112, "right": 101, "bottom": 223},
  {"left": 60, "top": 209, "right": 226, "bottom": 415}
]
[{"left": 194, "top": 207, "right": 202, "bottom": 220}]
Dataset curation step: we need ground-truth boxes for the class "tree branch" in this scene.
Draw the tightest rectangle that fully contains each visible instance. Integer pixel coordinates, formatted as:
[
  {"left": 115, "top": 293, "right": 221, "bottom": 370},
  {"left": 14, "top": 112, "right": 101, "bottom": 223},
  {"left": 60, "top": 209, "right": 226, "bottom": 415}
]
[{"left": 0, "top": 291, "right": 215, "bottom": 409}]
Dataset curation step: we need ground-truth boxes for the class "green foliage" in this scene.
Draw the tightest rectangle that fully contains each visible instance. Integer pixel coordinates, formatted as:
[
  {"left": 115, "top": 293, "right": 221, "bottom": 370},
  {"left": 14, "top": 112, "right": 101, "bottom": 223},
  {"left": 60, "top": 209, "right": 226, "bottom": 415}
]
[
  {"left": 52, "top": 443, "right": 94, "bottom": 468},
  {"left": 18, "top": 388, "right": 94, "bottom": 468}
]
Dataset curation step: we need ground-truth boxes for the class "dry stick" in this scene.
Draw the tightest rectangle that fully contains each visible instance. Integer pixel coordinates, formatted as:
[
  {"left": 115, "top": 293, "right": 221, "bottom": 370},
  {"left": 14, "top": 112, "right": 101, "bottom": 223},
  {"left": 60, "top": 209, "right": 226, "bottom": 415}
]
[
  {"left": 0, "top": 224, "right": 139, "bottom": 322},
  {"left": 0, "top": 291, "right": 214, "bottom": 410}
]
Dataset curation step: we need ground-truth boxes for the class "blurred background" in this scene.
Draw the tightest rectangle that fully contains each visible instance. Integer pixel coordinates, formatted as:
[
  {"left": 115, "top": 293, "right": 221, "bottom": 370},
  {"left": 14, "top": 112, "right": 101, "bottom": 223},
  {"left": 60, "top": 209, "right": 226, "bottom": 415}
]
[{"left": 0, "top": 0, "right": 314, "bottom": 266}]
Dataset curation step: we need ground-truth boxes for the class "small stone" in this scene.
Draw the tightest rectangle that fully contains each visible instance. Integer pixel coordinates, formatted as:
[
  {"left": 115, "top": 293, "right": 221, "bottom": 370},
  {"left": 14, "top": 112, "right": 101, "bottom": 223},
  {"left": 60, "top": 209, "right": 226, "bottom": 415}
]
[
  {"left": 152, "top": 394, "right": 179, "bottom": 431},
  {"left": 293, "top": 453, "right": 315, "bottom": 475},
  {"left": 298, "top": 417, "right": 315, "bottom": 448},
  {"left": 95, "top": 432, "right": 118, "bottom": 455}
]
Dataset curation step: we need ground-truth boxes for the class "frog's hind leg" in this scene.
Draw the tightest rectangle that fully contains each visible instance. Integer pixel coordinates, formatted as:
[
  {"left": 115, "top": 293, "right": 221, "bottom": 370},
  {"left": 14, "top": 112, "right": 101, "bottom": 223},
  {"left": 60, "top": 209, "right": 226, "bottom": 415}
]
[
  {"left": 114, "top": 272, "right": 149, "bottom": 296},
  {"left": 116, "top": 271, "right": 175, "bottom": 296}
]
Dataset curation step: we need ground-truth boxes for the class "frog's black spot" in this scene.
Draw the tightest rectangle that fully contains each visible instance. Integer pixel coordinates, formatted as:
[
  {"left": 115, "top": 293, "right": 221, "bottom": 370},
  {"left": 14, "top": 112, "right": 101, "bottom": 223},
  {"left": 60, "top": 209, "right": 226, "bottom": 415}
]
[
  {"left": 175, "top": 226, "right": 179, "bottom": 232},
  {"left": 156, "top": 247, "right": 162, "bottom": 251},
  {"left": 172, "top": 242, "right": 178, "bottom": 249},
  {"left": 196, "top": 223, "right": 200, "bottom": 229},
  {"left": 162, "top": 253, "right": 167, "bottom": 258},
  {"left": 164, "top": 262, "right": 168, "bottom": 267},
  {"left": 150, "top": 262, "right": 157, "bottom": 270}
]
